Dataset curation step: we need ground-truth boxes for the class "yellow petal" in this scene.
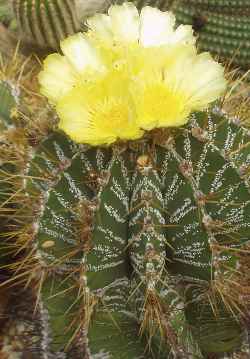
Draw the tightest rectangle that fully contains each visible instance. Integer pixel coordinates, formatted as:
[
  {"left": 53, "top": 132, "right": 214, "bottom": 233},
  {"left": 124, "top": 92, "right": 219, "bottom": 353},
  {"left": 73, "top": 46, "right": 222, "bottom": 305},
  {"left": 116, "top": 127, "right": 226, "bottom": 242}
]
[
  {"left": 57, "top": 80, "right": 143, "bottom": 145},
  {"left": 186, "top": 53, "right": 227, "bottom": 109},
  {"left": 38, "top": 53, "right": 77, "bottom": 104},
  {"left": 132, "top": 74, "right": 189, "bottom": 130},
  {"left": 108, "top": 2, "right": 140, "bottom": 42},
  {"left": 139, "top": 7, "right": 195, "bottom": 47},
  {"left": 170, "top": 24, "right": 195, "bottom": 45},
  {"left": 139, "top": 7, "right": 175, "bottom": 47},
  {"left": 87, "top": 13, "right": 113, "bottom": 41},
  {"left": 165, "top": 51, "right": 227, "bottom": 110},
  {"left": 60, "top": 33, "right": 105, "bottom": 73},
  {"left": 57, "top": 89, "right": 93, "bottom": 144}
]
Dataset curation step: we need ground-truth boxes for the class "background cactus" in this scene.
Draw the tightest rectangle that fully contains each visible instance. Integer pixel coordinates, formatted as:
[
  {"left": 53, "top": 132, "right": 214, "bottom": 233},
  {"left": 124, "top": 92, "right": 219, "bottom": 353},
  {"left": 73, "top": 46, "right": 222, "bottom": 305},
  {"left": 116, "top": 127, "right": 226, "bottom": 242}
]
[
  {"left": 0, "top": 1, "right": 250, "bottom": 359},
  {"left": 12, "top": 0, "right": 81, "bottom": 49},
  {"left": 0, "top": 0, "right": 14, "bottom": 28},
  {"left": 169, "top": 0, "right": 250, "bottom": 69}
]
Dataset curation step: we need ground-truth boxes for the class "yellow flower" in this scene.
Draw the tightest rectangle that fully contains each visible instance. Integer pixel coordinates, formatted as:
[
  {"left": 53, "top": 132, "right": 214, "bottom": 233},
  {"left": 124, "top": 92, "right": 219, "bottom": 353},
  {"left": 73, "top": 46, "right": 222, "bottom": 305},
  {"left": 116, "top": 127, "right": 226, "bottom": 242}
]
[
  {"left": 87, "top": 2, "right": 195, "bottom": 47},
  {"left": 38, "top": 2, "right": 227, "bottom": 146},
  {"left": 38, "top": 33, "right": 105, "bottom": 104},
  {"left": 131, "top": 47, "right": 227, "bottom": 130},
  {"left": 56, "top": 71, "right": 143, "bottom": 145},
  {"left": 86, "top": 2, "right": 196, "bottom": 76}
]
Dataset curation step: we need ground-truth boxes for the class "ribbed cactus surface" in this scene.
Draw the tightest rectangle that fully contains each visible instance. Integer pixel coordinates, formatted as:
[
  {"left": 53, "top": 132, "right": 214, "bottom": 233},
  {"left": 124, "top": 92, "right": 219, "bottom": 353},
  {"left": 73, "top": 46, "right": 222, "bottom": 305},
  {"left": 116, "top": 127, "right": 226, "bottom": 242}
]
[
  {"left": 12, "top": 0, "right": 80, "bottom": 49},
  {"left": 171, "top": 0, "right": 250, "bottom": 68},
  {"left": 1, "top": 104, "right": 249, "bottom": 358},
  {"left": 0, "top": 1, "right": 13, "bottom": 27}
]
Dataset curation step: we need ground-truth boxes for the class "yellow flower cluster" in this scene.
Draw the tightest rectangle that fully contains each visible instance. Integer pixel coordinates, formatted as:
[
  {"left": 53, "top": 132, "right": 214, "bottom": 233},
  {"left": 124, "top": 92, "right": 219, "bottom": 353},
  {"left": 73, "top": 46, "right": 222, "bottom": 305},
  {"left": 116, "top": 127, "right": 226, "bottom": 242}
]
[{"left": 39, "top": 2, "right": 227, "bottom": 145}]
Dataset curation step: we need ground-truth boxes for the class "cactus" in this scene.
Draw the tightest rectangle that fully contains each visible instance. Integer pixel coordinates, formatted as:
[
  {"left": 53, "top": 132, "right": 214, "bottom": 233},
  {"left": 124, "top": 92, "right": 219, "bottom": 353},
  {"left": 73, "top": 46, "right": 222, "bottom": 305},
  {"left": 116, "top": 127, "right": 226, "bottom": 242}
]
[
  {"left": 12, "top": 0, "right": 81, "bottom": 49},
  {"left": 0, "top": 77, "right": 20, "bottom": 266},
  {"left": 170, "top": 0, "right": 250, "bottom": 69},
  {"left": 0, "top": 80, "right": 19, "bottom": 130},
  {"left": 1, "top": 98, "right": 250, "bottom": 357},
  {"left": 1, "top": 2, "right": 250, "bottom": 359},
  {"left": 0, "top": 1, "right": 14, "bottom": 27}
]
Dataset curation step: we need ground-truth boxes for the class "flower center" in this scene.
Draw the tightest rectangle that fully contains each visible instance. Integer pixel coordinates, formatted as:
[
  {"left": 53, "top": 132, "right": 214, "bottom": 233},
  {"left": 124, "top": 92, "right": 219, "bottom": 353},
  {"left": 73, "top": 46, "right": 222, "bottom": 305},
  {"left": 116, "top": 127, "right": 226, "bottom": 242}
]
[{"left": 90, "top": 98, "right": 132, "bottom": 134}]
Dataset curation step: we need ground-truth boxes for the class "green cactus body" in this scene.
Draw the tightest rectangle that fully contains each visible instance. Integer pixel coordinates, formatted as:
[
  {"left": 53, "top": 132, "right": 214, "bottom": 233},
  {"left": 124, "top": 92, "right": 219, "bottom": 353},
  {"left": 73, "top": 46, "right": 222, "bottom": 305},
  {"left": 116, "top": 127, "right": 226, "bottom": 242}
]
[
  {"left": 170, "top": 0, "right": 250, "bottom": 68},
  {"left": 12, "top": 0, "right": 80, "bottom": 49},
  {"left": 2, "top": 106, "right": 246, "bottom": 358},
  {"left": 0, "top": 80, "right": 19, "bottom": 130},
  {"left": 26, "top": 136, "right": 144, "bottom": 356},
  {"left": 127, "top": 150, "right": 182, "bottom": 356},
  {"left": 176, "top": 0, "right": 250, "bottom": 11},
  {"left": 185, "top": 294, "right": 243, "bottom": 355},
  {"left": 0, "top": 80, "right": 21, "bottom": 266},
  {"left": 156, "top": 109, "right": 250, "bottom": 355},
  {"left": 0, "top": 1, "right": 13, "bottom": 26}
]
